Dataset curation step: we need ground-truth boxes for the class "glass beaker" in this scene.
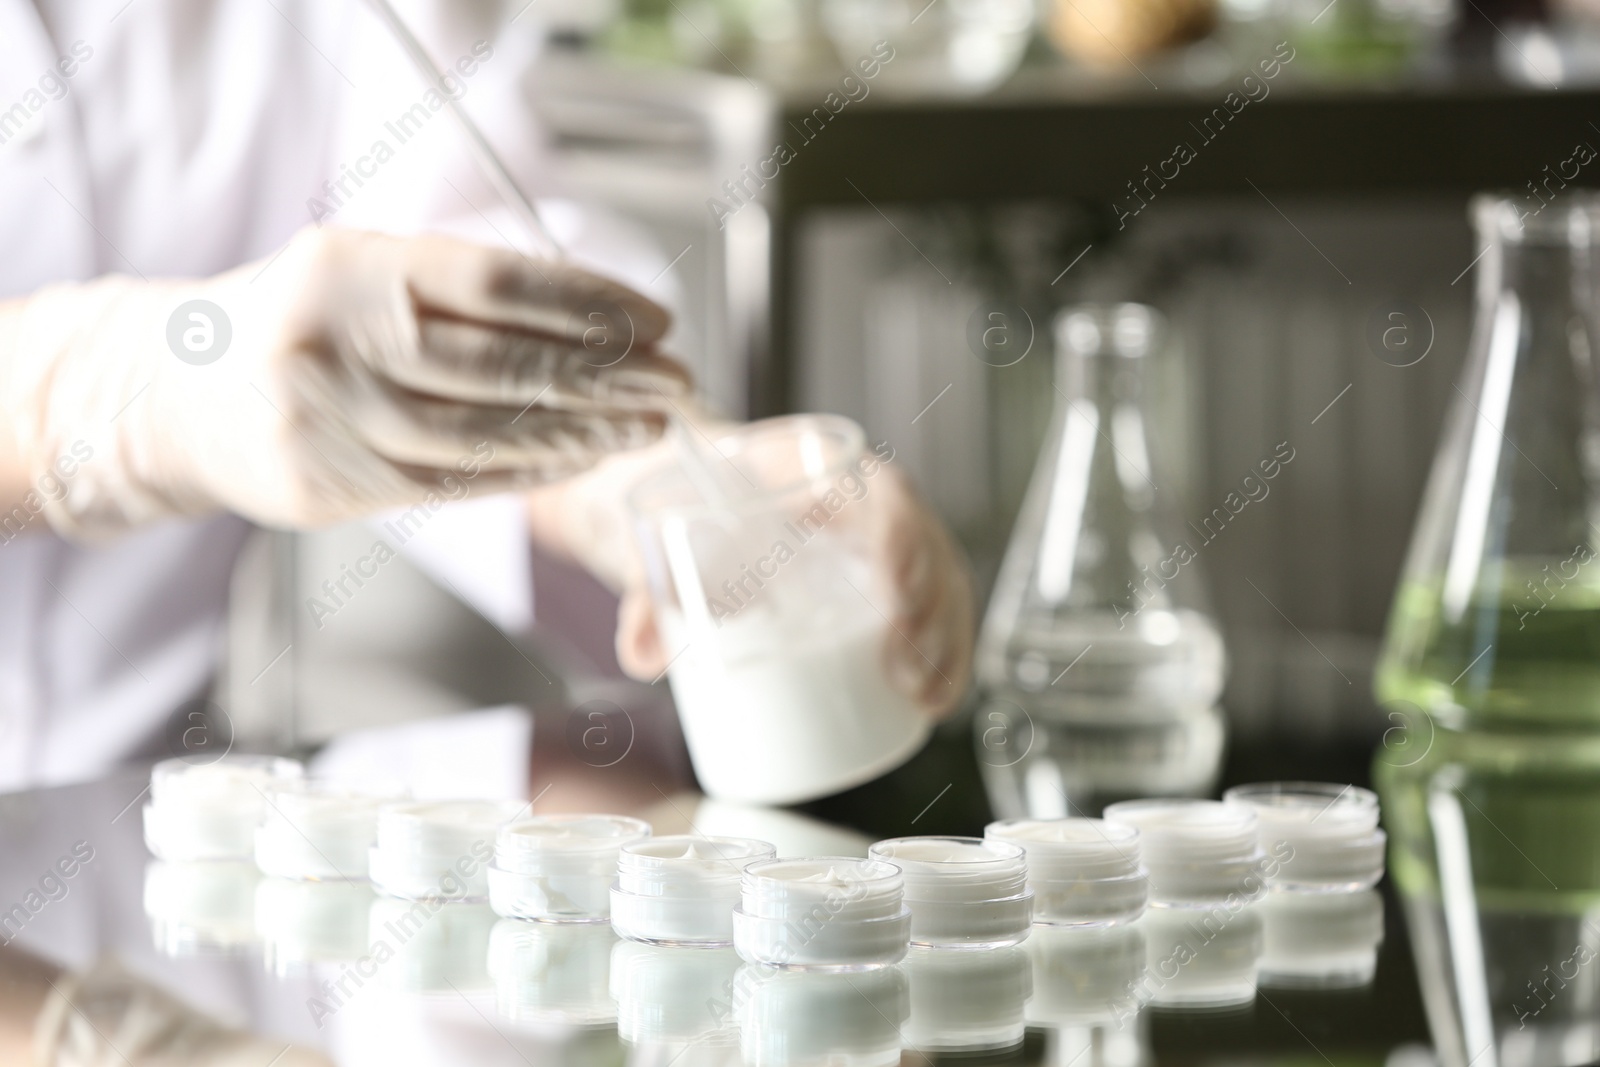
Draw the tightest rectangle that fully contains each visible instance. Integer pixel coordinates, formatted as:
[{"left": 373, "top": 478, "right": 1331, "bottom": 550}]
[
  {"left": 630, "top": 414, "right": 930, "bottom": 805},
  {"left": 974, "top": 304, "right": 1226, "bottom": 819},
  {"left": 1376, "top": 193, "right": 1600, "bottom": 1067}
]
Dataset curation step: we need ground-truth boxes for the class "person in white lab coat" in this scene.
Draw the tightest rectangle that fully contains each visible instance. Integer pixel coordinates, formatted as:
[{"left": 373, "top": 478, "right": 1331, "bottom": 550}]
[{"left": 0, "top": 0, "right": 974, "bottom": 793}]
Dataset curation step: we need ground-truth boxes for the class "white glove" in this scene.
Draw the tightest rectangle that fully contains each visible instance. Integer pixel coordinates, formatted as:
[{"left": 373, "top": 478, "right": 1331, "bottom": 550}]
[{"left": 0, "top": 226, "right": 688, "bottom": 536}]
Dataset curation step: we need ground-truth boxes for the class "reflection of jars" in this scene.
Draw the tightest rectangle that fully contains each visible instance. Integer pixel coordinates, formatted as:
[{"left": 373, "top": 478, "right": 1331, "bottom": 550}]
[{"left": 1045, "top": 0, "right": 1216, "bottom": 65}]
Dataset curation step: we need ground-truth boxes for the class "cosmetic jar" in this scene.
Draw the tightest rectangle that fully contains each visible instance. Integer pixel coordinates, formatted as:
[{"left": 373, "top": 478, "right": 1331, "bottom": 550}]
[
  {"left": 255, "top": 781, "right": 397, "bottom": 881},
  {"left": 1223, "top": 782, "right": 1386, "bottom": 891},
  {"left": 867, "top": 836, "right": 1032, "bottom": 947},
  {"left": 611, "top": 834, "right": 775, "bottom": 945},
  {"left": 487, "top": 814, "right": 651, "bottom": 921},
  {"left": 984, "top": 818, "right": 1148, "bottom": 925},
  {"left": 732, "top": 857, "right": 911, "bottom": 970},
  {"left": 1103, "top": 799, "right": 1265, "bottom": 906},
  {"left": 143, "top": 756, "right": 303, "bottom": 861},
  {"left": 367, "top": 799, "right": 523, "bottom": 902}
]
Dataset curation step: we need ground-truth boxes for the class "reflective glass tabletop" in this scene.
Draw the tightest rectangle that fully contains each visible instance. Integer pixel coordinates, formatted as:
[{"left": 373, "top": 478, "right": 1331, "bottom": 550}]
[{"left": 0, "top": 769, "right": 1438, "bottom": 1067}]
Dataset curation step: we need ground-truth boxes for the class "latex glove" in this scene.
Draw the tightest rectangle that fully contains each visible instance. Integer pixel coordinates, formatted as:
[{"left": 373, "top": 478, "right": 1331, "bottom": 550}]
[
  {"left": 35, "top": 959, "right": 334, "bottom": 1067},
  {"left": 526, "top": 430, "right": 975, "bottom": 719},
  {"left": 0, "top": 226, "right": 688, "bottom": 537}
]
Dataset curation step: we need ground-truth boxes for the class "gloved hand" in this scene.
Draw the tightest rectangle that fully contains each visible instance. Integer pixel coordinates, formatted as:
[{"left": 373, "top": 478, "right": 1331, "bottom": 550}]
[
  {"left": 526, "top": 425, "right": 975, "bottom": 719},
  {"left": 0, "top": 226, "right": 688, "bottom": 537}
]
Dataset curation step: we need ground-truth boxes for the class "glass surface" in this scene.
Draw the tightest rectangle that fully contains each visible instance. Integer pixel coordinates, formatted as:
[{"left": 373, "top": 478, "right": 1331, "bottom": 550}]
[
  {"left": 975, "top": 304, "right": 1227, "bottom": 818},
  {"left": 0, "top": 765, "right": 1436, "bottom": 1066}
]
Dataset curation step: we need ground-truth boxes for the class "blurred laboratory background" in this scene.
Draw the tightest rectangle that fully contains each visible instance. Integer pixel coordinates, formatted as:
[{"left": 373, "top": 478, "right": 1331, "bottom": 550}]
[
  {"left": 534, "top": 0, "right": 1583, "bottom": 742},
  {"left": 214, "top": 0, "right": 1600, "bottom": 818}
]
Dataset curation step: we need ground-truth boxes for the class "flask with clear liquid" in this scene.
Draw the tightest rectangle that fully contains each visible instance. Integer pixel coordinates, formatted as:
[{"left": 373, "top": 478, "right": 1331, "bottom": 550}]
[
  {"left": 1374, "top": 195, "right": 1600, "bottom": 1067},
  {"left": 974, "top": 304, "right": 1226, "bottom": 819}
]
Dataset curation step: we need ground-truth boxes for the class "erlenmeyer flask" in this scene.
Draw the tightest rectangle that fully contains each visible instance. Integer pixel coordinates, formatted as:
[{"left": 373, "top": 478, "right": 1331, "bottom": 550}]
[
  {"left": 1377, "top": 195, "right": 1600, "bottom": 726},
  {"left": 1376, "top": 194, "right": 1600, "bottom": 1067},
  {"left": 974, "top": 303, "right": 1226, "bottom": 818}
]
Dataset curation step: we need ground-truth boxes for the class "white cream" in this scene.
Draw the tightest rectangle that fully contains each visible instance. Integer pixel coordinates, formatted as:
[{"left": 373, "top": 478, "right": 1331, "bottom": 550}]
[
  {"left": 143, "top": 755, "right": 303, "bottom": 862},
  {"left": 611, "top": 834, "right": 776, "bottom": 945},
  {"left": 368, "top": 799, "right": 524, "bottom": 902},
  {"left": 985, "top": 817, "right": 1147, "bottom": 926},
  {"left": 732, "top": 857, "right": 910, "bottom": 969},
  {"left": 868, "top": 836, "right": 1031, "bottom": 947},
  {"left": 487, "top": 813, "right": 651, "bottom": 922},
  {"left": 664, "top": 603, "right": 931, "bottom": 806},
  {"left": 254, "top": 781, "right": 397, "bottom": 881},
  {"left": 1223, "top": 782, "right": 1386, "bottom": 892},
  {"left": 1103, "top": 800, "right": 1264, "bottom": 907}
]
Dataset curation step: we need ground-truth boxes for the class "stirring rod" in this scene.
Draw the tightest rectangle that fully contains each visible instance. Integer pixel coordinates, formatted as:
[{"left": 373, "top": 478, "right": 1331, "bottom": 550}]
[
  {"left": 367, "top": 0, "right": 742, "bottom": 505},
  {"left": 364, "top": 0, "right": 564, "bottom": 260}
]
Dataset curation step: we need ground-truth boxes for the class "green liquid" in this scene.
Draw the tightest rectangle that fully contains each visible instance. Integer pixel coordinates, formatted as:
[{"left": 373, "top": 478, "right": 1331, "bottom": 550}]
[
  {"left": 1375, "top": 579, "right": 1600, "bottom": 911},
  {"left": 1378, "top": 577, "right": 1600, "bottom": 731}
]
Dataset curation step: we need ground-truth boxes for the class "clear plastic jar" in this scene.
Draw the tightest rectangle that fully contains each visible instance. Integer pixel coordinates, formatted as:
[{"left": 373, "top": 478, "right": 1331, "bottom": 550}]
[
  {"left": 984, "top": 818, "right": 1148, "bottom": 925},
  {"left": 732, "top": 857, "right": 911, "bottom": 970},
  {"left": 1103, "top": 799, "right": 1264, "bottom": 906},
  {"left": 1223, "top": 782, "right": 1386, "bottom": 892},
  {"left": 487, "top": 814, "right": 651, "bottom": 922},
  {"left": 143, "top": 755, "right": 303, "bottom": 861},
  {"left": 254, "top": 781, "right": 398, "bottom": 881},
  {"left": 611, "top": 834, "right": 775, "bottom": 945},
  {"left": 368, "top": 799, "right": 523, "bottom": 902},
  {"left": 867, "top": 836, "right": 1031, "bottom": 947}
]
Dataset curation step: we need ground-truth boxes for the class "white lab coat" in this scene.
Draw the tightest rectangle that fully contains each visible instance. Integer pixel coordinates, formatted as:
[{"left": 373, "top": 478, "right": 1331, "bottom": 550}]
[{"left": 0, "top": 0, "right": 673, "bottom": 792}]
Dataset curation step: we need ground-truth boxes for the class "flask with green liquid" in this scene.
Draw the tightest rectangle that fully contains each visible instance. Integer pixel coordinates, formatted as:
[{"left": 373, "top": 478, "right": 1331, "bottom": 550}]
[{"left": 1375, "top": 194, "right": 1600, "bottom": 1067}]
